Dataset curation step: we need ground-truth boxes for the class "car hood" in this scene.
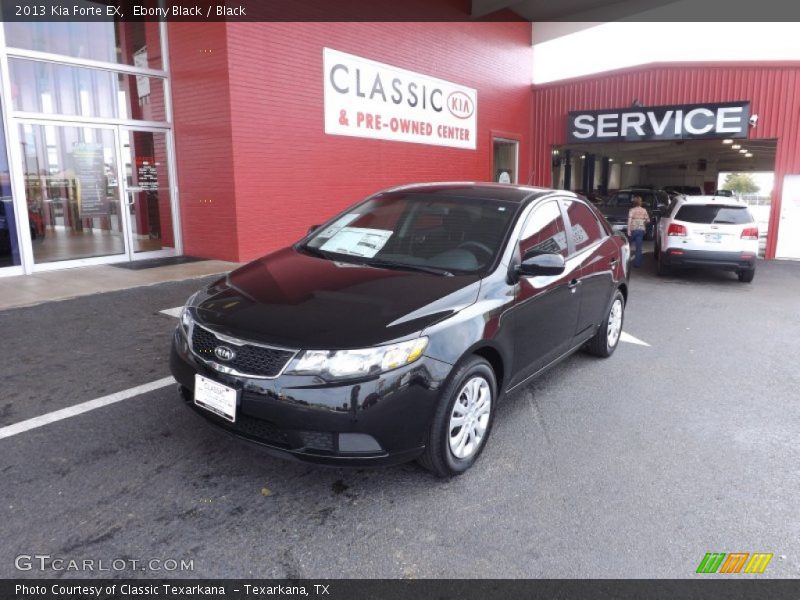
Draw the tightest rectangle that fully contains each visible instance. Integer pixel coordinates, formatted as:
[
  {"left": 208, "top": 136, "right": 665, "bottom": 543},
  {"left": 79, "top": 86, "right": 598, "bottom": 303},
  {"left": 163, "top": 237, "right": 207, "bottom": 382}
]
[{"left": 191, "top": 247, "right": 482, "bottom": 349}]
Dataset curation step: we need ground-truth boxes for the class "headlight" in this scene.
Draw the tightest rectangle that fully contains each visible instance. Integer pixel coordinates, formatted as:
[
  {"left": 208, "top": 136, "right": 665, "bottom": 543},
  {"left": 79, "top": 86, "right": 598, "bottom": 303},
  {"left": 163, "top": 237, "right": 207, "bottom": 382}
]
[
  {"left": 180, "top": 306, "right": 193, "bottom": 334},
  {"left": 285, "top": 337, "right": 428, "bottom": 379},
  {"left": 179, "top": 293, "right": 199, "bottom": 336}
]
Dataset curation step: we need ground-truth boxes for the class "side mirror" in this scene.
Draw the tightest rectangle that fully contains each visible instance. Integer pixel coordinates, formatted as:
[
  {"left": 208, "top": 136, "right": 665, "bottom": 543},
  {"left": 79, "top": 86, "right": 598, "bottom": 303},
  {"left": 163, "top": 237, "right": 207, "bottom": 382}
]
[
  {"left": 307, "top": 224, "right": 321, "bottom": 235},
  {"left": 517, "top": 253, "right": 566, "bottom": 277}
]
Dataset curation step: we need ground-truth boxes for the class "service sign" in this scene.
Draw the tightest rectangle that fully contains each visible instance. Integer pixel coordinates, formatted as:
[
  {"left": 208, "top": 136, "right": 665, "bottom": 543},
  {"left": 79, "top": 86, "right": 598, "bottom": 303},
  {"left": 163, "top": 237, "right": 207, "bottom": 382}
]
[
  {"left": 324, "top": 48, "right": 477, "bottom": 150},
  {"left": 567, "top": 101, "right": 751, "bottom": 143}
]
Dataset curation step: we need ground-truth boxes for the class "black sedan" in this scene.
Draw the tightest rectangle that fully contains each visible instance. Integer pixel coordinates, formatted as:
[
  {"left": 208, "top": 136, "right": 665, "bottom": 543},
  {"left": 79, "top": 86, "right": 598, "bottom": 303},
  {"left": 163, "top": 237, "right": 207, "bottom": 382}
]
[{"left": 170, "top": 183, "right": 631, "bottom": 476}]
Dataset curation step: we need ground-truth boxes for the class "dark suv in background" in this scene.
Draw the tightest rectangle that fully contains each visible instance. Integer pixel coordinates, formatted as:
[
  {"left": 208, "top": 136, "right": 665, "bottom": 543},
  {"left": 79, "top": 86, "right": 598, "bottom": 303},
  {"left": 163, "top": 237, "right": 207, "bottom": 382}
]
[{"left": 598, "top": 187, "right": 670, "bottom": 240}]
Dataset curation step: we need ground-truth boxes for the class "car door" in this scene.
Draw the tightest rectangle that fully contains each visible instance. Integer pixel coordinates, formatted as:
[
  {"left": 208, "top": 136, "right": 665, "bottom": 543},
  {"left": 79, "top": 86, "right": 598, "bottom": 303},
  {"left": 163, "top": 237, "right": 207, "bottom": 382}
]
[
  {"left": 561, "top": 198, "right": 618, "bottom": 342},
  {"left": 508, "top": 199, "right": 582, "bottom": 387}
]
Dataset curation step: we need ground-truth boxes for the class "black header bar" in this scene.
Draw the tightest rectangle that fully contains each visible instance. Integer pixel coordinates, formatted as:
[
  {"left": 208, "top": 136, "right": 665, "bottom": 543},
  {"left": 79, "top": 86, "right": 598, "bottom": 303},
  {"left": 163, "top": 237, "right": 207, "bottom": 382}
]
[
  {"left": 2, "top": 0, "right": 800, "bottom": 21},
  {"left": 4, "top": 579, "right": 800, "bottom": 600}
]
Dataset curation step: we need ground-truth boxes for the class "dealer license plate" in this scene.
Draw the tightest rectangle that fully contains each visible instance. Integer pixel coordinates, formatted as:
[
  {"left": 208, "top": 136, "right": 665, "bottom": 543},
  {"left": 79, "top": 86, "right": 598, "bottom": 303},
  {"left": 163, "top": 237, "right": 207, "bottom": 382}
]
[
  {"left": 194, "top": 374, "right": 238, "bottom": 422},
  {"left": 704, "top": 233, "right": 722, "bottom": 243}
]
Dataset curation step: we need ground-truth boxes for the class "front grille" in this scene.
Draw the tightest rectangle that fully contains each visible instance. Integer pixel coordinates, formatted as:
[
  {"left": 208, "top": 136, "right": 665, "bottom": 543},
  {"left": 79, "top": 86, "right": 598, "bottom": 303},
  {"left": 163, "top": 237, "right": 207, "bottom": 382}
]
[{"left": 191, "top": 325, "right": 295, "bottom": 378}]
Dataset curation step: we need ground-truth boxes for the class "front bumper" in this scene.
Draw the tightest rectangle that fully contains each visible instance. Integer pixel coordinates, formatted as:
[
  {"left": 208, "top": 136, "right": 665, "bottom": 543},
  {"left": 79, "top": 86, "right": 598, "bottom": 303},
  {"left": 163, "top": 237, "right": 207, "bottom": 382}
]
[
  {"left": 661, "top": 248, "right": 756, "bottom": 271},
  {"left": 170, "top": 329, "right": 453, "bottom": 467}
]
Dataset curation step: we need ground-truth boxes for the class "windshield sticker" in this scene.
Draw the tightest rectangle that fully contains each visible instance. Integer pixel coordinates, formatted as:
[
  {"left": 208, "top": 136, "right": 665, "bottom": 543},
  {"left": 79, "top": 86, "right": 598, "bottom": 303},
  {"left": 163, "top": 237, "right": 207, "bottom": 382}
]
[
  {"left": 320, "top": 227, "right": 393, "bottom": 258},
  {"left": 316, "top": 213, "right": 361, "bottom": 239}
]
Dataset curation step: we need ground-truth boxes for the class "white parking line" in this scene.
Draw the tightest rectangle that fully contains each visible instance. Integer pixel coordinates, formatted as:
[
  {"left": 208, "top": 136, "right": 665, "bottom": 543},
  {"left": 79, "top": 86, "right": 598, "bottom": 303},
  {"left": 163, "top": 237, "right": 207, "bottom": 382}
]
[
  {"left": 160, "top": 306, "right": 183, "bottom": 318},
  {"left": 0, "top": 377, "right": 175, "bottom": 441},
  {"left": 620, "top": 332, "right": 651, "bottom": 347}
]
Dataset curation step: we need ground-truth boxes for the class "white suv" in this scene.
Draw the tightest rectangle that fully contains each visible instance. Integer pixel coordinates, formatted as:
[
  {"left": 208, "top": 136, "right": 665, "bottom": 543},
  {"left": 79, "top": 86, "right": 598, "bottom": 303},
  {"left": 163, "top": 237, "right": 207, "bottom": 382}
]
[{"left": 654, "top": 195, "right": 758, "bottom": 282}]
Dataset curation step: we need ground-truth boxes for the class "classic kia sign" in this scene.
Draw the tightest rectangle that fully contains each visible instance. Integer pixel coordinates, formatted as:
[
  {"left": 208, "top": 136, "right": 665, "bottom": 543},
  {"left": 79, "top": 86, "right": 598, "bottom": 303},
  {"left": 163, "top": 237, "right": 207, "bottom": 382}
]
[
  {"left": 567, "top": 101, "right": 751, "bottom": 143},
  {"left": 324, "top": 48, "right": 477, "bottom": 150}
]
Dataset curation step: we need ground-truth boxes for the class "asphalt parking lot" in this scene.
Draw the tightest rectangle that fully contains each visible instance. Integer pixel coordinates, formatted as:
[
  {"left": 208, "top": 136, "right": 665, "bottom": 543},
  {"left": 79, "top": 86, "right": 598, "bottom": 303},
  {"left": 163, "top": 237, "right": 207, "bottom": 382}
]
[{"left": 1, "top": 254, "right": 799, "bottom": 579}]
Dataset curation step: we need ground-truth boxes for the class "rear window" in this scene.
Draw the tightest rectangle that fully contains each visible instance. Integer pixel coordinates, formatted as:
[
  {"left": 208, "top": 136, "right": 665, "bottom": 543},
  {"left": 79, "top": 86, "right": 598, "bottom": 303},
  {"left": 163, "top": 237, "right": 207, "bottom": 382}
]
[
  {"left": 674, "top": 205, "right": 753, "bottom": 224},
  {"left": 611, "top": 191, "right": 656, "bottom": 209}
]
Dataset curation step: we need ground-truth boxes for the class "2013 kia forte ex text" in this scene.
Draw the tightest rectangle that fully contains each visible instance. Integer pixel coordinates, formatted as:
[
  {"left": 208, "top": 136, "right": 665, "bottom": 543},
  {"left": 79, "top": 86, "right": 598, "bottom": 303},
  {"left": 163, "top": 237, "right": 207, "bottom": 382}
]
[{"left": 170, "top": 183, "right": 631, "bottom": 476}]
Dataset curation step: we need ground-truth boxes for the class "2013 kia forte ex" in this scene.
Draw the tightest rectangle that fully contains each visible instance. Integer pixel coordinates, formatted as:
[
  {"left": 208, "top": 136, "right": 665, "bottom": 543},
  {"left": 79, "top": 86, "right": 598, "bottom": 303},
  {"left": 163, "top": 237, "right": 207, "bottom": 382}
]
[{"left": 170, "top": 183, "right": 631, "bottom": 477}]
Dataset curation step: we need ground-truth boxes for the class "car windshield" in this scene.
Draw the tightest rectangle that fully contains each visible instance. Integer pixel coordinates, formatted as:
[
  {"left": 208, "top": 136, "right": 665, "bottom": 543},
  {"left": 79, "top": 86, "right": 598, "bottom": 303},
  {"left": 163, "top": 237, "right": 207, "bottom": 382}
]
[
  {"left": 675, "top": 204, "right": 753, "bottom": 224},
  {"left": 301, "top": 191, "right": 519, "bottom": 274}
]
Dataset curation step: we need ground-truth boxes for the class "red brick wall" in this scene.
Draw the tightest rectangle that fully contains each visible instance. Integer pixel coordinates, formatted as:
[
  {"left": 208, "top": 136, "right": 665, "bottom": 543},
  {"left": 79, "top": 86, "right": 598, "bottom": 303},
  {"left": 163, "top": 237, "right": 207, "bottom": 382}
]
[
  {"left": 171, "top": 21, "right": 533, "bottom": 262},
  {"left": 168, "top": 22, "right": 240, "bottom": 261}
]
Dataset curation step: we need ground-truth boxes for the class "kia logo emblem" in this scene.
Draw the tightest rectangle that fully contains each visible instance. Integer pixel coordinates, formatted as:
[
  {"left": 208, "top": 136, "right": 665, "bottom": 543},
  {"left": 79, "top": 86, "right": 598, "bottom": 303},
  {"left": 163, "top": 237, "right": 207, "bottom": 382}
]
[
  {"left": 214, "top": 346, "right": 236, "bottom": 362},
  {"left": 447, "top": 91, "right": 474, "bottom": 119}
]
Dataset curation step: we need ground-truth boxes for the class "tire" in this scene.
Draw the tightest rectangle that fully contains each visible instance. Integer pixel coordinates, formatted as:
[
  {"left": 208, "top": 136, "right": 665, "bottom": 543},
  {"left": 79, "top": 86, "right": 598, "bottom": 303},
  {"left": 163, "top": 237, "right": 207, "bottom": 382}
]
[
  {"left": 738, "top": 268, "right": 755, "bottom": 283},
  {"left": 418, "top": 356, "right": 497, "bottom": 478},
  {"left": 585, "top": 289, "right": 625, "bottom": 358}
]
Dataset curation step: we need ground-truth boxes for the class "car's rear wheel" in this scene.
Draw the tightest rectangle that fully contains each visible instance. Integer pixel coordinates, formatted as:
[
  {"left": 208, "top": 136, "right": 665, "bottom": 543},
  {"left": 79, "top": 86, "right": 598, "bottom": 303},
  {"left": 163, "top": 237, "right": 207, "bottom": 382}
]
[
  {"left": 585, "top": 289, "right": 625, "bottom": 358},
  {"left": 418, "top": 356, "right": 496, "bottom": 477},
  {"left": 738, "top": 268, "right": 755, "bottom": 283}
]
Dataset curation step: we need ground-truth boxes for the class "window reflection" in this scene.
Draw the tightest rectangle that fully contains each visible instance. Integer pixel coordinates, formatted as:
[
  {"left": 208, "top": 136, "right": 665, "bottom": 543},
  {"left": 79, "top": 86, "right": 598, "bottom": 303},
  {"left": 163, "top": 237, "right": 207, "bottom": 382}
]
[
  {"left": 20, "top": 123, "right": 125, "bottom": 263},
  {"left": 0, "top": 98, "right": 21, "bottom": 267},
  {"left": 4, "top": 18, "right": 162, "bottom": 70},
  {"left": 10, "top": 59, "right": 166, "bottom": 122},
  {"left": 520, "top": 202, "right": 568, "bottom": 258},
  {"left": 564, "top": 201, "right": 605, "bottom": 252}
]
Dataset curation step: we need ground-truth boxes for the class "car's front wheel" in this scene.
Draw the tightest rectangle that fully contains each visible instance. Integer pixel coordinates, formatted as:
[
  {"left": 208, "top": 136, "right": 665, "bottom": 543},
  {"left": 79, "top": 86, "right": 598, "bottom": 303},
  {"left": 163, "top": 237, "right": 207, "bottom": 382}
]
[
  {"left": 418, "top": 356, "right": 496, "bottom": 477},
  {"left": 585, "top": 289, "right": 625, "bottom": 358}
]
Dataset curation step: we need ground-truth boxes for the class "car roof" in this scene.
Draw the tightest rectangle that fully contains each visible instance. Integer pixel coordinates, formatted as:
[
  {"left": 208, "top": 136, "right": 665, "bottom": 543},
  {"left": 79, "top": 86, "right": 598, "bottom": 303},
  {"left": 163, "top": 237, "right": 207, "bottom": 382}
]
[
  {"left": 677, "top": 195, "right": 748, "bottom": 205},
  {"left": 381, "top": 182, "right": 565, "bottom": 203}
]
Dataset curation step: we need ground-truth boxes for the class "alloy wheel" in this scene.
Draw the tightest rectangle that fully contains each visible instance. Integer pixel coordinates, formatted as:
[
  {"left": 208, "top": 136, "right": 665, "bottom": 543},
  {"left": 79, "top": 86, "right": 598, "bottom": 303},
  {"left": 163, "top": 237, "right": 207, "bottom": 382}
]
[
  {"left": 448, "top": 376, "right": 492, "bottom": 460},
  {"left": 607, "top": 298, "right": 623, "bottom": 348}
]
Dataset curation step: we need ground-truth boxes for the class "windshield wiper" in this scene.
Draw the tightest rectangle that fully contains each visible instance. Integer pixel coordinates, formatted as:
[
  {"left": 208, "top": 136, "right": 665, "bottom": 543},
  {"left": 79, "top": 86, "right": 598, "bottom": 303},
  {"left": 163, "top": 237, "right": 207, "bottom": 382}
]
[{"left": 361, "top": 259, "right": 454, "bottom": 277}]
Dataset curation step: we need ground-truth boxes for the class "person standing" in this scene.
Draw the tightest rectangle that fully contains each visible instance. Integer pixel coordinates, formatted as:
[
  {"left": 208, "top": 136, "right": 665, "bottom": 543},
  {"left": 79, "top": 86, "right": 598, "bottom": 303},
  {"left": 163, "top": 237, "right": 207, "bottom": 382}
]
[{"left": 627, "top": 196, "right": 649, "bottom": 268}]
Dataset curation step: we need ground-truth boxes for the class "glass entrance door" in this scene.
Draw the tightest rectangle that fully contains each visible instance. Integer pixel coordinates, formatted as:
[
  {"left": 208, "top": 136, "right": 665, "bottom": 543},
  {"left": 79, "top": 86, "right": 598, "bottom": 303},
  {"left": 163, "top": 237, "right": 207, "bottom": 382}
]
[
  {"left": 19, "top": 122, "right": 126, "bottom": 265},
  {"left": 17, "top": 122, "right": 176, "bottom": 266},
  {"left": 119, "top": 128, "right": 175, "bottom": 255}
]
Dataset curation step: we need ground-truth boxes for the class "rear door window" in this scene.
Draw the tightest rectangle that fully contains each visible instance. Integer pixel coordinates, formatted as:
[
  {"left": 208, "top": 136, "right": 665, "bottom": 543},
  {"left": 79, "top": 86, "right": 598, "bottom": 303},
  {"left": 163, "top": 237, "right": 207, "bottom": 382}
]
[{"left": 674, "top": 205, "right": 754, "bottom": 224}]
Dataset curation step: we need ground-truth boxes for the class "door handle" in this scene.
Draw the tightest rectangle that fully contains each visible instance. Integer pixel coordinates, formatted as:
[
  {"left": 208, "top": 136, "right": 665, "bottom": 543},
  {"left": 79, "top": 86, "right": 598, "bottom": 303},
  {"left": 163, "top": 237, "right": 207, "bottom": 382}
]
[
  {"left": 567, "top": 278, "right": 580, "bottom": 291},
  {"left": 609, "top": 257, "right": 619, "bottom": 265}
]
